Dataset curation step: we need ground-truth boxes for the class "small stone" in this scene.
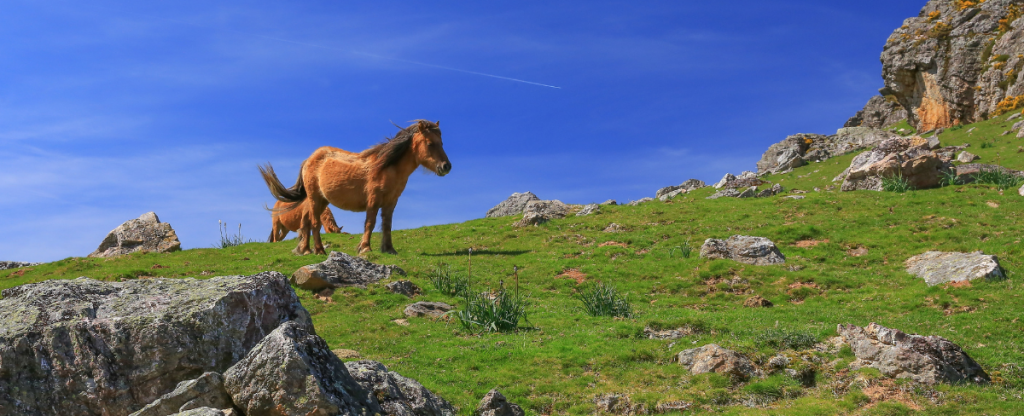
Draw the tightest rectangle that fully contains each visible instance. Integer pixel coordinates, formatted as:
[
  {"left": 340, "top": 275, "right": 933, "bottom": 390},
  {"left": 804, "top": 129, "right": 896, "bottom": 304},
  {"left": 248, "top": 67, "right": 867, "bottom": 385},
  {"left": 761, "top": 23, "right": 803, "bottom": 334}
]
[
  {"left": 627, "top": 197, "right": 654, "bottom": 206},
  {"left": 957, "top": 151, "right": 979, "bottom": 163},
  {"left": 386, "top": 280, "right": 421, "bottom": 298},
  {"left": 293, "top": 251, "right": 405, "bottom": 291},
  {"left": 1019, "top": 183, "right": 1024, "bottom": 196},
  {"left": 600, "top": 199, "right": 618, "bottom": 206},
  {"left": 700, "top": 235, "right": 785, "bottom": 266},
  {"left": 404, "top": 302, "right": 454, "bottom": 318},
  {"left": 676, "top": 344, "right": 760, "bottom": 380},
  {"left": 905, "top": 251, "right": 1005, "bottom": 286},
  {"left": 477, "top": 389, "right": 524, "bottom": 416},
  {"left": 603, "top": 223, "right": 624, "bottom": 233},
  {"left": 743, "top": 296, "right": 773, "bottom": 308},
  {"left": 576, "top": 204, "right": 600, "bottom": 217},
  {"left": 1002, "top": 131, "right": 1011, "bottom": 136},
  {"left": 784, "top": 195, "right": 805, "bottom": 200}
]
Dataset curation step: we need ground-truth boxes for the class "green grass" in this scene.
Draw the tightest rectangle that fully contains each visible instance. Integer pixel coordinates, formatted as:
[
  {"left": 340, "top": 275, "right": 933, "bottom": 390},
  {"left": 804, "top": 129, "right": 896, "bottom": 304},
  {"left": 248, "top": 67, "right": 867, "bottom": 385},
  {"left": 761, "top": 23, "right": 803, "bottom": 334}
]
[
  {"left": 4, "top": 114, "right": 1024, "bottom": 414},
  {"left": 575, "top": 282, "right": 634, "bottom": 318}
]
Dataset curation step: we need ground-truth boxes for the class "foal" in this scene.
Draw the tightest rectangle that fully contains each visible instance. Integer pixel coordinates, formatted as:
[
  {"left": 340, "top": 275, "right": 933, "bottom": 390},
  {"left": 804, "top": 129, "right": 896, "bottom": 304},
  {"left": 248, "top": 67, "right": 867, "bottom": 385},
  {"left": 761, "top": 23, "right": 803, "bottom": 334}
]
[{"left": 267, "top": 200, "right": 342, "bottom": 243}]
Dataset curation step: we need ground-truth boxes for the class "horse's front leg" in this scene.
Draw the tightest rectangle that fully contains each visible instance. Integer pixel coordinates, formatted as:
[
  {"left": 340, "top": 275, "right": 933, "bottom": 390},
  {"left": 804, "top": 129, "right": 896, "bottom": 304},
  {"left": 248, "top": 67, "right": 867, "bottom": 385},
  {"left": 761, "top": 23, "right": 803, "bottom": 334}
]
[
  {"left": 358, "top": 207, "right": 379, "bottom": 254},
  {"left": 380, "top": 205, "right": 397, "bottom": 255}
]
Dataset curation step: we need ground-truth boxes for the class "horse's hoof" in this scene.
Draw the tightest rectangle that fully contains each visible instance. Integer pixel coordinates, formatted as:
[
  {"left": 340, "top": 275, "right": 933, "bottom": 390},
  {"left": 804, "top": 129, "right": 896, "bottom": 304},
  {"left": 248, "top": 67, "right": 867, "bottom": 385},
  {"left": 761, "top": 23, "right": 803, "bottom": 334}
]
[
  {"left": 381, "top": 247, "right": 398, "bottom": 255},
  {"left": 358, "top": 246, "right": 372, "bottom": 254}
]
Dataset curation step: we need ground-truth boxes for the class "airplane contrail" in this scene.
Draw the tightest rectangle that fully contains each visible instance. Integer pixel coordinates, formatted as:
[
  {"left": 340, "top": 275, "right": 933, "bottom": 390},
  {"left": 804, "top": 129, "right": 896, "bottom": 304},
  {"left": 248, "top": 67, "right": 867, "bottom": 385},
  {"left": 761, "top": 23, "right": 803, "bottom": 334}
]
[{"left": 162, "top": 18, "right": 562, "bottom": 89}]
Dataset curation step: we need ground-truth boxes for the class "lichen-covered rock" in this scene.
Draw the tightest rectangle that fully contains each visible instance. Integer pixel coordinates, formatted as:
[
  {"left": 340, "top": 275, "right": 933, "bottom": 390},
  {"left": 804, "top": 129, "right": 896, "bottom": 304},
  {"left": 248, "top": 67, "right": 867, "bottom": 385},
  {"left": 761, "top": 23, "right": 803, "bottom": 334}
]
[
  {"left": 705, "top": 189, "right": 741, "bottom": 200},
  {"left": 129, "top": 372, "right": 233, "bottom": 416},
  {"left": 679, "top": 179, "right": 706, "bottom": 191},
  {"left": 386, "top": 280, "right": 421, "bottom": 298},
  {"left": 756, "top": 183, "right": 785, "bottom": 198},
  {"left": 957, "top": 151, "right": 979, "bottom": 163},
  {"left": 676, "top": 344, "right": 760, "bottom": 381},
  {"left": 712, "top": 173, "right": 736, "bottom": 189},
  {"left": 0, "top": 272, "right": 311, "bottom": 416},
  {"left": 955, "top": 163, "right": 1024, "bottom": 184},
  {"left": 223, "top": 321, "right": 380, "bottom": 416},
  {"left": 845, "top": 95, "right": 908, "bottom": 128},
  {"left": 513, "top": 200, "right": 569, "bottom": 227},
  {"left": 837, "top": 323, "right": 989, "bottom": 385},
  {"left": 293, "top": 251, "right": 406, "bottom": 291},
  {"left": 626, "top": 197, "right": 654, "bottom": 206},
  {"left": 905, "top": 251, "right": 1005, "bottom": 286},
  {"left": 88, "top": 212, "right": 181, "bottom": 258},
  {"left": 344, "top": 360, "right": 456, "bottom": 416},
  {"left": 840, "top": 138, "right": 943, "bottom": 191},
  {"left": 0, "top": 261, "right": 38, "bottom": 270},
  {"left": 575, "top": 204, "right": 600, "bottom": 217},
  {"left": 700, "top": 236, "right": 786, "bottom": 266},
  {"left": 655, "top": 185, "right": 683, "bottom": 199},
  {"left": 486, "top": 192, "right": 539, "bottom": 218},
  {"left": 476, "top": 389, "right": 524, "bottom": 416},
  {"left": 404, "top": 302, "right": 454, "bottom": 318}
]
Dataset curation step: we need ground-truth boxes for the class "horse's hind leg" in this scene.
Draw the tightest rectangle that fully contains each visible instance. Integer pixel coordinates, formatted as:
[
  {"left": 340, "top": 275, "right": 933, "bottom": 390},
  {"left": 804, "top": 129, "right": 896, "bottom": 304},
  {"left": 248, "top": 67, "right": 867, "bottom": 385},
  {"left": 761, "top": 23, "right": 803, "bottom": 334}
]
[
  {"left": 358, "top": 207, "right": 379, "bottom": 254},
  {"left": 292, "top": 214, "right": 312, "bottom": 255},
  {"left": 309, "top": 199, "right": 327, "bottom": 255},
  {"left": 380, "top": 204, "right": 397, "bottom": 255}
]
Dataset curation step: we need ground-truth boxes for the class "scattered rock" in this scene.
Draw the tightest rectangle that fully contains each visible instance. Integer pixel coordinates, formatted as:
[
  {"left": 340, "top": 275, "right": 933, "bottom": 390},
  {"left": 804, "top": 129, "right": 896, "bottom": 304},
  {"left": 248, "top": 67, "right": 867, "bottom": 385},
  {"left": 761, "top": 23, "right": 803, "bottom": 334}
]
[
  {"left": 404, "top": 302, "right": 454, "bottom": 318},
  {"left": 847, "top": 247, "right": 869, "bottom": 257},
  {"left": 129, "top": 372, "right": 233, "bottom": 416},
  {"left": 676, "top": 344, "right": 760, "bottom": 381},
  {"left": 837, "top": 323, "right": 989, "bottom": 385},
  {"left": 845, "top": 95, "right": 908, "bottom": 129},
  {"left": 657, "top": 189, "right": 687, "bottom": 202},
  {"left": 627, "top": 197, "right": 654, "bottom": 206},
  {"left": 721, "top": 177, "right": 766, "bottom": 190},
  {"left": 386, "top": 280, "right": 421, "bottom": 298},
  {"left": 756, "top": 184, "right": 785, "bottom": 198},
  {"left": 514, "top": 200, "right": 569, "bottom": 227},
  {"left": 783, "top": 195, "right": 805, "bottom": 200},
  {"left": 223, "top": 321, "right": 380, "bottom": 416},
  {"left": 333, "top": 349, "right": 362, "bottom": 360},
  {"left": 293, "top": 251, "right": 406, "bottom": 291},
  {"left": 603, "top": 223, "right": 624, "bottom": 233},
  {"left": 737, "top": 186, "right": 758, "bottom": 198},
  {"left": 88, "top": 212, "right": 181, "bottom": 258},
  {"left": 679, "top": 179, "right": 707, "bottom": 191},
  {"left": 345, "top": 360, "right": 456, "bottom": 416},
  {"left": 706, "top": 189, "right": 741, "bottom": 200},
  {"left": 743, "top": 296, "right": 773, "bottom": 308},
  {"left": 576, "top": 204, "right": 600, "bottom": 217},
  {"left": 1010, "top": 113, "right": 1022, "bottom": 122},
  {"left": 477, "top": 389, "right": 524, "bottom": 416},
  {"left": 957, "top": 151, "right": 979, "bottom": 163},
  {"left": 955, "top": 164, "right": 1024, "bottom": 185},
  {"left": 712, "top": 173, "right": 736, "bottom": 189},
  {"left": 600, "top": 199, "right": 618, "bottom": 206},
  {"left": 1019, "top": 183, "right": 1024, "bottom": 196},
  {"left": 486, "top": 192, "right": 539, "bottom": 218},
  {"left": 700, "top": 235, "right": 786, "bottom": 266},
  {"left": 0, "top": 261, "right": 39, "bottom": 270},
  {"left": 839, "top": 137, "right": 943, "bottom": 191},
  {"left": 594, "top": 394, "right": 644, "bottom": 415},
  {"left": 0, "top": 272, "right": 311, "bottom": 415},
  {"left": 655, "top": 185, "right": 683, "bottom": 199},
  {"left": 905, "top": 251, "right": 1005, "bottom": 286}
]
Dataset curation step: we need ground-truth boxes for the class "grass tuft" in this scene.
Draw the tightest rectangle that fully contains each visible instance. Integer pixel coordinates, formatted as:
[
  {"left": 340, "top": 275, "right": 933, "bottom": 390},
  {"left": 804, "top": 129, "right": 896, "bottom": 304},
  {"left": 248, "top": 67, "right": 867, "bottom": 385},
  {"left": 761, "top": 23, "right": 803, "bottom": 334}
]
[
  {"left": 427, "top": 263, "right": 470, "bottom": 297},
  {"left": 576, "top": 282, "right": 633, "bottom": 318},
  {"left": 754, "top": 328, "right": 818, "bottom": 351},
  {"left": 214, "top": 221, "right": 257, "bottom": 248},
  {"left": 881, "top": 174, "right": 914, "bottom": 193},
  {"left": 454, "top": 286, "right": 530, "bottom": 333},
  {"left": 973, "top": 169, "right": 1024, "bottom": 189}
]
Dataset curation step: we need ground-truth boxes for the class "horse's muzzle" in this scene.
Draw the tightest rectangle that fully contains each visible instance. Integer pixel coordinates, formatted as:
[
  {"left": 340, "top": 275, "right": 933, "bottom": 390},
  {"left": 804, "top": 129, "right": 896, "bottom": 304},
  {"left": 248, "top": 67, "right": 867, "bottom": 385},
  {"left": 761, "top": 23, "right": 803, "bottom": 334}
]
[{"left": 437, "top": 161, "right": 452, "bottom": 176}]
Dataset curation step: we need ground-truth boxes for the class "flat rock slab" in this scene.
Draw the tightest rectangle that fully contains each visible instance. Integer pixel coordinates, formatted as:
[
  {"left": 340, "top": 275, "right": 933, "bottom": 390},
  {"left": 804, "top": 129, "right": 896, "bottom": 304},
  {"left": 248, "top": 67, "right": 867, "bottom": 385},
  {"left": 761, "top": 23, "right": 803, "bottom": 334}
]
[
  {"left": 477, "top": 389, "right": 524, "bottom": 416},
  {"left": 955, "top": 164, "right": 1024, "bottom": 184},
  {"left": 223, "top": 321, "right": 380, "bottom": 416},
  {"left": 89, "top": 211, "right": 181, "bottom": 258},
  {"left": 129, "top": 372, "right": 233, "bottom": 416},
  {"left": 575, "top": 203, "right": 600, "bottom": 217},
  {"left": 293, "top": 251, "right": 406, "bottom": 291},
  {"left": 345, "top": 360, "right": 457, "bottom": 416},
  {"left": 404, "top": 302, "right": 454, "bottom": 318},
  {"left": 0, "top": 271, "right": 311, "bottom": 416},
  {"left": 837, "top": 323, "right": 989, "bottom": 385},
  {"left": 676, "top": 344, "right": 760, "bottom": 381},
  {"left": 905, "top": 251, "right": 1005, "bottom": 286},
  {"left": 486, "top": 192, "right": 539, "bottom": 218},
  {"left": 0, "top": 261, "right": 39, "bottom": 270},
  {"left": 700, "top": 235, "right": 785, "bottom": 266},
  {"left": 386, "top": 280, "right": 422, "bottom": 298}
]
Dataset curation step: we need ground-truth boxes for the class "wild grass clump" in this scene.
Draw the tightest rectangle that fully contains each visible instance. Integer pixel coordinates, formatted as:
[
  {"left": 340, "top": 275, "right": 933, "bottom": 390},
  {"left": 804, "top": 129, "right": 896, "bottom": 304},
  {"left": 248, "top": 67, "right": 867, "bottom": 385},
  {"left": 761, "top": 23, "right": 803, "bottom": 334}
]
[
  {"left": 743, "top": 374, "right": 802, "bottom": 405},
  {"left": 940, "top": 170, "right": 961, "bottom": 187},
  {"left": 979, "top": 141, "right": 995, "bottom": 149},
  {"left": 669, "top": 241, "right": 693, "bottom": 259},
  {"left": 427, "top": 263, "right": 470, "bottom": 297},
  {"left": 881, "top": 174, "right": 914, "bottom": 193},
  {"left": 577, "top": 282, "right": 633, "bottom": 318},
  {"left": 214, "top": 221, "right": 257, "bottom": 248},
  {"left": 755, "top": 328, "right": 818, "bottom": 351},
  {"left": 973, "top": 169, "right": 1024, "bottom": 189},
  {"left": 455, "top": 288, "right": 530, "bottom": 333}
]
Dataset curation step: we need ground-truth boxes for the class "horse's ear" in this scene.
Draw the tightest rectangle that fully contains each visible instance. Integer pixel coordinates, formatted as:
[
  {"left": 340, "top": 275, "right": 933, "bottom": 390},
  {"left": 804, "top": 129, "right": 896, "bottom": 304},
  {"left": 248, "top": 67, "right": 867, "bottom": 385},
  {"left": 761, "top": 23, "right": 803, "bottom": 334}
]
[{"left": 435, "top": 120, "right": 440, "bottom": 127}]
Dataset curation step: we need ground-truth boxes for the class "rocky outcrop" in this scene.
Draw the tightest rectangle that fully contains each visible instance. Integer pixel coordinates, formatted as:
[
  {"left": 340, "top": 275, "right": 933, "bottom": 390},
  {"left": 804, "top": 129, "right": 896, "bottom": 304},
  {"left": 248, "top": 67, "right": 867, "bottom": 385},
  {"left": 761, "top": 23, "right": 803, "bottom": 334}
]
[
  {"left": 88, "top": 212, "right": 181, "bottom": 258},
  {"left": 839, "top": 137, "right": 945, "bottom": 191},
  {"left": 756, "top": 184, "right": 785, "bottom": 198},
  {"left": 293, "top": 251, "right": 406, "bottom": 291},
  {"left": 476, "top": 389, "right": 524, "bottom": 416},
  {"left": 700, "top": 236, "right": 786, "bottom": 266},
  {"left": 837, "top": 323, "right": 989, "bottom": 385},
  {"left": 386, "top": 280, "right": 421, "bottom": 298},
  {"left": 404, "top": 302, "right": 454, "bottom": 318},
  {"left": 223, "top": 321, "right": 380, "bottom": 416},
  {"left": 486, "top": 192, "right": 539, "bottom": 218},
  {"left": 345, "top": 360, "right": 456, "bottom": 416},
  {"left": 513, "top": 200, "right": 569, "bottom": 227},
  {"left": 757, "top": 129, "right": 899, "bottom": 174},
  {"left": 845, "top": 95, "right": 909, "bottom": 128},
  {"left": 0, "top": 272, "right": 311, "bottom": 416},
  {"left": 576, "top": 204, "right": 600, "bottom": 217},
  {"left": 706, "top": 189, "right": 741, "bottom": 200},
  {"left": 657, "top": 189, "right": 687, "bottom": 202},
  {"left": 905, "top": 251, "right": 1005, "bottom": 286},
  {"left": 955, "top": 163, "right": 1024, "bottom": 183},
  {"left": 679, "top": 179, "right": 707, "bottom": 191},
  {"left": 129, "top": 372, "right": 233, "bottom": 416},
  {"left": 676, "top": 344, "right": 760, "bottom": 381},
  {"left": 0, "top": 261, "right": 38, "bottom": 270},
  {"left": 713, "top": 173, "right": 736, "bottom": 188},
  {"left": 879, "top": 0, "right": 1024, "bottom": 131}
]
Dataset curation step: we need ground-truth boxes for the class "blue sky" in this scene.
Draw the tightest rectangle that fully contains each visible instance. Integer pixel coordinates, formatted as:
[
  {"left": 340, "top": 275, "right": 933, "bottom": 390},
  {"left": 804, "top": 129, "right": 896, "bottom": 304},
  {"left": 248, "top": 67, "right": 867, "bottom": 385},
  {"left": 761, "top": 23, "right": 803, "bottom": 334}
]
[{"left": 1, "top": 1, "right": 925, "bottom": 262}]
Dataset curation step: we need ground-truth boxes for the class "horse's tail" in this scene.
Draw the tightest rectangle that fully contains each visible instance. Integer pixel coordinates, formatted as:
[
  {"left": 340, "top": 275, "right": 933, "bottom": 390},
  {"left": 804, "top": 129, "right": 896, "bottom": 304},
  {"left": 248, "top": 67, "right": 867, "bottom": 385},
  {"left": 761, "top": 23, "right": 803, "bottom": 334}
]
[{"left": 259, "top": 162, "right": 307, "bottom": 204}]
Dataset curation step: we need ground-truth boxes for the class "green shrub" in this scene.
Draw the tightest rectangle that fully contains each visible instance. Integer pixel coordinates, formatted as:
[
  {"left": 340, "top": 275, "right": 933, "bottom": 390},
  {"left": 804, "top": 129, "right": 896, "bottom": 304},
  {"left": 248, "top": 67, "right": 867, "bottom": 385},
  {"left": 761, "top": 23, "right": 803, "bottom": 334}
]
[
  {"left": 881, "top": 174, "right": 914, "bottom": 193},
  {"left": 576, "top": 282, "right": 633, "bottom": 318},
  {"left": 427, "top": 263, "right": 470, "bottom": 297},
  {"left": 755, "top": 328, "right": 818, "bottom": 351}
]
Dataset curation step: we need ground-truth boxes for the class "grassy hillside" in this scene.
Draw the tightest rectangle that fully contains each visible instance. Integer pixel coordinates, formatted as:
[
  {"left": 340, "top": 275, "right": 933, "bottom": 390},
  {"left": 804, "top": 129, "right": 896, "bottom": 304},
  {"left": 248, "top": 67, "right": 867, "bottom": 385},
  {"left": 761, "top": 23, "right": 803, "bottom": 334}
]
[{"left": 4, "top": 114, "right": 1024, "bottom": 415}]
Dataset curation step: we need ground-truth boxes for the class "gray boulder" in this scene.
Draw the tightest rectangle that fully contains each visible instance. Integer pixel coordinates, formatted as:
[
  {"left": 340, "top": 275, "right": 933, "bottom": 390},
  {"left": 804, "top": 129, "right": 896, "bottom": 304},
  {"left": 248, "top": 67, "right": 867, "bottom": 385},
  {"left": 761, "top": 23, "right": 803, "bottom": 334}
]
[
  {"left": 345, "top": 360, "right": 456, "bottom": 416},
  {"left": 129, "top": 372, "right": 233, "bottom": 416},
  {"left": 837, "top": 323, "right": 989, "bottom": 385},
  {"left": 223, "top": 321, "right": 380, "bottom": 416},
  {"left": 756, "top": 183, "right": 784, "bottom": 198},
  {"left": 513, "top": 200, "right": 569, "bottom": 227},
  {"left": 476, "top": 389, "right": 524, "bottom": 416},
  {"left": 88, "top": 212, "right": 181, "bottom": 258},
  {"left": 0, "top": 271, "right": 311, "bottom": 416},
  {"left": 293, "top": 251, "right": 406, "bottom": 291},
  {"left": 720, "top": 177, "right": 767, "bottom": 190},
  {"left": 712, "top": 173, "right": 736, "bottom": 189},
  {"left": 626, "top": 197, "right": 654, "bottom": 206},
  {"left": 657, "top": 189, "right": 686, "bottom": 202},
  {"left": 840, "top": 137, "right": 943, "bottom": 191},
  {"left": 845, "top": 95, "right": 908, "bottom": 129},
  {"left": 737, "top": 187, "right": 758, "bottom": 198},
  {"left": 486, "top": 192, "right": 539, "bottom": 218},
  {"left": 404, "top": 302, "right": 454, "bottom": 318},
  {"left": 655, "top": 185, "right": 683, "bottom": 199},
  {"left": 600, "top": 199, "right": 618, "bottom": 206},
  {"left": 0, "top": 261, "right": 38, "bottom": 270},
  {"left": 575, "top": 204, "right": 600, "bottom": 217},
  {"left": 700, "top": 236, "right": 785, "bottom": 266},
  {"left": 676, "top": 344, "right": 760, "bottom": 381},
  {"left": 386, "top": 280, "right": 421, "bottom": 298},
  {"left": 705, "top": 189, "right": 740, "bottom": 200},
  {"left": 955, "top": 164, "right": 1024, "bottom": 185},
  {"left": 679, "top": 179, "right": 706, "bottom": 191},
  {"left": 957, "top": 151, "right": 979, "bottom": 163},
  {"left": 905, "top": 251, "right": 1005, "bottom": 286}
]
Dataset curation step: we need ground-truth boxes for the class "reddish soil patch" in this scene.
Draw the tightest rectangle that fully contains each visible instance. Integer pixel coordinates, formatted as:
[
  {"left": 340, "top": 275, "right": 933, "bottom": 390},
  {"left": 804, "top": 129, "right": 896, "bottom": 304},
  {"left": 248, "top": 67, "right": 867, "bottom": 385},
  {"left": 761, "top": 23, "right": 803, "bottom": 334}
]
[
  {"left": 556, "top": 268, "right": 587, "bottom": 284},
  {"left": 598, "top": 241, "right": 629, "bottom": 248},
  {"left": 151, "top": 264, "right": 168, "bottom": 269},
  {"left": 9, "top": 268, "right": 30, "bottom": 277},
  {"left": 314, "top": 288, "right": 335, "bottom": 303},
  {"left": 794, "top": 239, "right": 829, "bottom": 248},
  {"left": 861, "top": 380, "right": 924, "bottom": 411},
  {"left": 787, "top": 282, "right": 820, "bottom": 290},
  {"left": 945, "top": 280, "right": 972, "bottom": 289}
]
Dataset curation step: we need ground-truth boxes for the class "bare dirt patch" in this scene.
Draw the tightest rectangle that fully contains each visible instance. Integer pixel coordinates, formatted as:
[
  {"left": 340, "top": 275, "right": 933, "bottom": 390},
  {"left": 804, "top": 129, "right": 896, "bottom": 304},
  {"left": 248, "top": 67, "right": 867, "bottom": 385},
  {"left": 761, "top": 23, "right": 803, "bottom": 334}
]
[
  {"left": 794, "top": 239, "right": 829, "bottom": 248},
  {"left": 599, "top": 241, "right": 629, "bottom": 248},
  {"left": 556, "top": 268, "right": 587, "bottom": 284}
]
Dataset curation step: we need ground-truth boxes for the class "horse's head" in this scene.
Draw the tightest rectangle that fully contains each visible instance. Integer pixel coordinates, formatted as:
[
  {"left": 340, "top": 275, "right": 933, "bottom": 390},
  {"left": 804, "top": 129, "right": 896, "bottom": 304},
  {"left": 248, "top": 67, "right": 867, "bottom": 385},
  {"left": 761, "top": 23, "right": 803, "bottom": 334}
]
[{"left": 412, "top": 120, "right": 452, "bottom": 176}]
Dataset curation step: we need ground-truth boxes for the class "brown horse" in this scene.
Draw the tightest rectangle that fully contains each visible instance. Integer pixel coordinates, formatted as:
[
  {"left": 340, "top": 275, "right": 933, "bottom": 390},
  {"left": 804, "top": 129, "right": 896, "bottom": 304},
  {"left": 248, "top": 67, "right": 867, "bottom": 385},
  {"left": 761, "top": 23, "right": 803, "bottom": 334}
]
[
  {"left": 268, "top": 200, "right": 342, "bottom": 243},
  {"left": 259, "top": 120, "right": 451, "bottom": 255}
]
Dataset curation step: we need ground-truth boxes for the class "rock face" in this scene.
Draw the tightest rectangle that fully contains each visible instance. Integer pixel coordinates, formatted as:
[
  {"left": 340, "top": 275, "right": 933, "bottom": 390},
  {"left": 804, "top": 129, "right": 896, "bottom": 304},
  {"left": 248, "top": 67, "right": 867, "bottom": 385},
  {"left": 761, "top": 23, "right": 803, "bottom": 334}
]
[
  {"left": 0, "top": 261, "right": 38, "bottom": 270},
  {"left": 700, "top": 236, "right": 786, "bottom": 266},
  {"left": 476, "top": 389, "right": 524, "bottom": 416},
  {"left": 839, "top": 137, "right": 945, "bottom": 191},
  {"left": 676, "top": 344, "right": 760, "bottom": 381},
  {"left": 905, "top": 251, "right": 1005, "bottom": 286},
  {"left": 344, "top": 360, "right": 456, "bottom": 416},
  {"left": 756, "top": 129, "right": 899, "bottom": 174},
  {"left": 837, "top": 323, "right": 990, "bottom": 385},
  {"left": 486, "top": 192, "right": 539, "bottom": 218},
  {"left": 386, "top": 280, "right": 421, "bottom": 298},
  {"left": 404, "top": 302, "right": 454, "bottom": 318},
  {"left": 129, "top": 372, "right": 233, "bottom": 416},
  {"left": 223, "top": 321, "right": 380, "bottom": 416},
  {"left": 845, "top": 95, "right": 909, "bottom": 128},
  {"left": 0, "top": 271, "right": 311, "bottom": 416},
  {"left": 575, "top": 203, "right": 600, "bottom": 217},
  {"left": 713, "top": 173, "right": 736, "bottom": 188},
  {"left": 88, "top": 212, "right": 181, "bottom": 258},
  {"left": 293, "top": 251, "right": 406, "bottom": 291},
  {"left": 879, "top": 0, "right": 1024, "bottom": 131},
  {"left": 513, "top": 200, "right": 569, "bottom": 227}
]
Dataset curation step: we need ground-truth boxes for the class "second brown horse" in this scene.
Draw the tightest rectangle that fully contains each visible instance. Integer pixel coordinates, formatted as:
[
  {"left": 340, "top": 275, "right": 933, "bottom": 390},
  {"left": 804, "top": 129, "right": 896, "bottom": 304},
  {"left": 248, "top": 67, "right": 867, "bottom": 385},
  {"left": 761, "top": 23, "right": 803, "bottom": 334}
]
[
  {"left": 268, "top": 200, "right": 342, "bottom": 243},
  {"left": 260, "top": 120, "right": 451, "bottom": 255}
]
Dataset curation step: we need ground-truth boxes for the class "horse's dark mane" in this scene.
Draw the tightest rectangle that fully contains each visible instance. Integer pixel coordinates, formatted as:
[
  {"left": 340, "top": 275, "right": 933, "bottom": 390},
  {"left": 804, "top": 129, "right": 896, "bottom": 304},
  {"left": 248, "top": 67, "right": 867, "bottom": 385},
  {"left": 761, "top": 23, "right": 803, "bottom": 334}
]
[{"left": 362, "top": 120, "right": 439, "bottom": 170}]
